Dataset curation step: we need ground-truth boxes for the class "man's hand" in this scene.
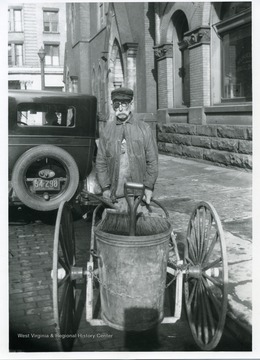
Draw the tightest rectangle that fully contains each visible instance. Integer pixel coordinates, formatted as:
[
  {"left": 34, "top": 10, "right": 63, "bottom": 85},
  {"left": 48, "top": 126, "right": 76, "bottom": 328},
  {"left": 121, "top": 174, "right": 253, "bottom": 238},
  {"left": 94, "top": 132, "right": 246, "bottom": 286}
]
[
  {"left": 144, "top": 188, "right": 153, "bottom": 204},
  {"left": 103, "top": 189, "right": 111, "bottom": 200}
]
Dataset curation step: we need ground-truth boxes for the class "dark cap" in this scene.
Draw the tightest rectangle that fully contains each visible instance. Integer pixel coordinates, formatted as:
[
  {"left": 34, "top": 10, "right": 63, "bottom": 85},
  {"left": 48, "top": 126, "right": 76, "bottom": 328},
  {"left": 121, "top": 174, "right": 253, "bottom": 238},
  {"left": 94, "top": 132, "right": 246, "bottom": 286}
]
[{"left": 111, "top": 87, "right": 133, "bottom": 102}]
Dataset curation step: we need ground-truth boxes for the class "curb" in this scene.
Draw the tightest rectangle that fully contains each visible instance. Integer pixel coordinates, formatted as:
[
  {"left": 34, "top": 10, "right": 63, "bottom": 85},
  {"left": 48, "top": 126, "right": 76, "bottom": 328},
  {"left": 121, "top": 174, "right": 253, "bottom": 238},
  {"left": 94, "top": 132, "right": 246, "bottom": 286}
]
[{"left": 225, "top": 312, "right": 252, "bottom": 349}]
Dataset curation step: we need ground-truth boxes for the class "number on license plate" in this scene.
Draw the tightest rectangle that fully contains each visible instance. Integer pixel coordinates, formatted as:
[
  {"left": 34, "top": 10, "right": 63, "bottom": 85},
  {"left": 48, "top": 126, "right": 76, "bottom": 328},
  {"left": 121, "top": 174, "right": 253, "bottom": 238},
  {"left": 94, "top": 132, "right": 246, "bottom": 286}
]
[{"left": 33, "top": 178, "right": 60, "bottom": 191}]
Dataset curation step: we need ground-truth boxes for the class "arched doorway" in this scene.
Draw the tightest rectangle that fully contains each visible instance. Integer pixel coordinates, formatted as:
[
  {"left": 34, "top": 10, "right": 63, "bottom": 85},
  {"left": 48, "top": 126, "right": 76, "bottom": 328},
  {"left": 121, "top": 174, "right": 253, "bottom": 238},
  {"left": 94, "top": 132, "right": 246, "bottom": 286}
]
[{"left": 167, "top": 10, "right": 189, "bottom": 107}]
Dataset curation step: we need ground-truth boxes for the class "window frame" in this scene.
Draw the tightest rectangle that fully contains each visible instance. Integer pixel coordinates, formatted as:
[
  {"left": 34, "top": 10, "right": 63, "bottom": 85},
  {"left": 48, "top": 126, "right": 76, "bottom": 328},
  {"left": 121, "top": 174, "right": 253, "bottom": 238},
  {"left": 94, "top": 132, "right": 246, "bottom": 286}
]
[
  {"left": 44, "top": 43, "right": 60, "bottom": 67},
  {"left": 8, "top": 43, "right": 24, "bottom": 67},
  {"left": 43, "top": 9, "right": 59, "bottom": 33},
  {"left": 14, "top": 43, "right": 23, "bottom": 66},
  {"left": 8, "top": 7, "right": 23, "bottom": 33},
  {"left": 215, "top": 8, "right": 251, "bottom": 103}
]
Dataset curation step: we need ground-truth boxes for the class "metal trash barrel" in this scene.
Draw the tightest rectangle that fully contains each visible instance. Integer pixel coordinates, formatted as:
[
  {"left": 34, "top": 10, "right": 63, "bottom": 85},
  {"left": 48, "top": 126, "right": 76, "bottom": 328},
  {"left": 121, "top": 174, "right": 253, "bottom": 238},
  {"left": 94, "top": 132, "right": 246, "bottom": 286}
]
[{"left": 94, "top": 222, "right": 172, "bottom": 331}]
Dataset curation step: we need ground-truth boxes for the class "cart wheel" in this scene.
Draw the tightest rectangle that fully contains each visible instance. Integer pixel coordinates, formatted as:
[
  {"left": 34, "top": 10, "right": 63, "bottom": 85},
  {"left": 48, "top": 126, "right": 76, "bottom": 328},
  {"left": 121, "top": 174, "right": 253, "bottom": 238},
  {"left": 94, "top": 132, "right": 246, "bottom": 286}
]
[
  {"left": 184, "top": 201, "right": 228, "bottom": 351},
  {"left": 52, "top": 201, "right": 77, "bottom": 351}
]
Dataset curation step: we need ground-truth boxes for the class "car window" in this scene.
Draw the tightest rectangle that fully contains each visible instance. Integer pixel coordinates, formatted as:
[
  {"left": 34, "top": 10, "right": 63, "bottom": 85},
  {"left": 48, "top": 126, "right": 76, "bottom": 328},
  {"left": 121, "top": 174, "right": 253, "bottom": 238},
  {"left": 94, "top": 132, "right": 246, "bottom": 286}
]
[{"left": 17, "top": 103, "right": 75, "bottom": 127}]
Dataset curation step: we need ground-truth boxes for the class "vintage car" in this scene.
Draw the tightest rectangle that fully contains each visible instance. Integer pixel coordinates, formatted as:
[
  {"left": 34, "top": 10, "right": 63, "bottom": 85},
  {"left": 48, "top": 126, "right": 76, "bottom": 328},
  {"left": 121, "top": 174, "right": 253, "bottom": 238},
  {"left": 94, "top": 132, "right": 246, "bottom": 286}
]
[{"left": 9, "top": 90, "right": 97, "bottom": 212}]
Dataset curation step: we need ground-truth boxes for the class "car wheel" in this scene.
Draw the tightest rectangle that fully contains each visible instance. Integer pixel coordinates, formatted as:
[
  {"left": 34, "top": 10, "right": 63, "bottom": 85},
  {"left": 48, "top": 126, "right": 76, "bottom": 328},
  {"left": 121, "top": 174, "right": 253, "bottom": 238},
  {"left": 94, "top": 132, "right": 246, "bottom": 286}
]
[{"left": 11, "top": 145, "right": 79, "bottom": 211}]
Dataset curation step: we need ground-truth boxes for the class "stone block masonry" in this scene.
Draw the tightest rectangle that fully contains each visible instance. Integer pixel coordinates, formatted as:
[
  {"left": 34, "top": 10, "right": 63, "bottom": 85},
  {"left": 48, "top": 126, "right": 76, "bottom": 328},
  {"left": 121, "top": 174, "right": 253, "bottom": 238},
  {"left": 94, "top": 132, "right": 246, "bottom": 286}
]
[{"left": 157, "top": 124, "right": 252, "bottom": 169}]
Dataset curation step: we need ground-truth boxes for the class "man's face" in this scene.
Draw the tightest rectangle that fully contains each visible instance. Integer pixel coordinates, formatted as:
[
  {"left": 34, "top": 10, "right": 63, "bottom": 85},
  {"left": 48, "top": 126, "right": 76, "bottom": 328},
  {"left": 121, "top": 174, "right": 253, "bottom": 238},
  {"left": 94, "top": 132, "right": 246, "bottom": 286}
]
[{"left": 113, "top": 100, "right": 132, "bottom": 121}]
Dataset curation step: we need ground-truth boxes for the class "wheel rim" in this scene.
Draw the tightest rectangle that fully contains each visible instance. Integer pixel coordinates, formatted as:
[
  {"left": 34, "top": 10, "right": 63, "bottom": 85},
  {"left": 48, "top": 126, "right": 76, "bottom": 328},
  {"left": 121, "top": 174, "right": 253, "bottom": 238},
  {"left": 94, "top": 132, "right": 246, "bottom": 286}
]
[
  {"left": 53, "top": 201, "right": 76, "bottom": 351},
  {"left": 184, "top": 201, "right": 228, "bottom": 351}
]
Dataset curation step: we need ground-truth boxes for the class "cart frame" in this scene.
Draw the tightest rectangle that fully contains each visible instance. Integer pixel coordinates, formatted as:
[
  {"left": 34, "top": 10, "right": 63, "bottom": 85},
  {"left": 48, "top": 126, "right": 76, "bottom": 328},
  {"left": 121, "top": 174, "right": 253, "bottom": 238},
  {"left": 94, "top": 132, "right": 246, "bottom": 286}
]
[{"left": 52, "top": 188, "right": 228, "bottom": 351}]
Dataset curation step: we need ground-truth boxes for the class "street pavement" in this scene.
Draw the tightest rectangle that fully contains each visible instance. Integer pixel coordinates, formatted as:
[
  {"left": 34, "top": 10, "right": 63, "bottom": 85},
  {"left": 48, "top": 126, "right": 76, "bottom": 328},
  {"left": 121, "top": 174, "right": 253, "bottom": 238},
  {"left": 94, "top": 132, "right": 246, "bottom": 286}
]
[
  {"left": 8, "top": 154, "right": 253, "bottom": 352},
  {"left": 154, "top": 154, "right": 252, "bottom": 340}
]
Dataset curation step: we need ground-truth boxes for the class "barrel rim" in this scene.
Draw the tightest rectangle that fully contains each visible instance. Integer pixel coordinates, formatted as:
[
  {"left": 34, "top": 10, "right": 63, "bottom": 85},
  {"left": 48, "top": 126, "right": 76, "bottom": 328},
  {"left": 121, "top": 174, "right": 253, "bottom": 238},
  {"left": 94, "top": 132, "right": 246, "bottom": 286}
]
[{"left": 94, "top": 224, "right": 173, "bottom": 243}]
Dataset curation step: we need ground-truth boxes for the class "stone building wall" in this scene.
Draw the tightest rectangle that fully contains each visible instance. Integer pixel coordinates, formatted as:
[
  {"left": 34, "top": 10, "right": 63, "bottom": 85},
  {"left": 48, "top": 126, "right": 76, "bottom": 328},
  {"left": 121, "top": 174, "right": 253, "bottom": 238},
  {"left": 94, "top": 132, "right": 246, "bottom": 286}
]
[{"left": 157, "top": 123, "right": 252, "bottom": 169}]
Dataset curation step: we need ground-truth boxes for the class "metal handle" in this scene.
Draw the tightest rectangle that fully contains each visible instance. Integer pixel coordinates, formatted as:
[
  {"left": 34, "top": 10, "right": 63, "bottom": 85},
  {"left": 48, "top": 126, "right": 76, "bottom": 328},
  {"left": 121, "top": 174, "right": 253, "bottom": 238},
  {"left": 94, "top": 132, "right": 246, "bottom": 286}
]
[
  {"left": 124, "top": 182, "right": 145, "bottom": 191},
  {"left": 150, "top": 198, "right": 169, "bottom": 218},
  {"left": 124, "top": 182, "right": 145, "bottom": 236}
]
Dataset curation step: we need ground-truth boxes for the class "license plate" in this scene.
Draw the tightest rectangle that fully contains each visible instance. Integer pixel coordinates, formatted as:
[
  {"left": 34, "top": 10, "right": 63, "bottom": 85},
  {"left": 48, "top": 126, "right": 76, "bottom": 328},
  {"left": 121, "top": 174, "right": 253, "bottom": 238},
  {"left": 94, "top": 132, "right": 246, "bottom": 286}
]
[{"left": 33, "top": 178, "right": 60, "bottom": 191}]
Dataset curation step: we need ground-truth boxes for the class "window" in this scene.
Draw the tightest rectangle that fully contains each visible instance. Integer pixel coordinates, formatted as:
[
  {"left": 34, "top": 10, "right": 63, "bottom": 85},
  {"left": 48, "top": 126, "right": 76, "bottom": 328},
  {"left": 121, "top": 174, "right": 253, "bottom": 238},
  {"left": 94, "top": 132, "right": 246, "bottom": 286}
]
[
  {"left": 14, "top": 9, "right": 22, "bottom": 31},
  {"left": 17, "top": 103, "right": 75, "bottom": 127},
  {"left": 222, "top": 24, "right": 251, "bottom": 100},
  {"left": 43, "top": 10, "right": 58, "bottom": 32},
  {"left": 44, "top": 44, "right": 59, "bottom": 66},
  {"left": 8, "top": 43, "right": 23, "bottom": 66},
  {"left": 15, "top": 44, "right": 23, "bottom": 66},
  {"left": 8, "top": 8, "right": 22, "bottom": 32},
  {"left": 215, "top": 3, "right": 251, "bottom": 102}
]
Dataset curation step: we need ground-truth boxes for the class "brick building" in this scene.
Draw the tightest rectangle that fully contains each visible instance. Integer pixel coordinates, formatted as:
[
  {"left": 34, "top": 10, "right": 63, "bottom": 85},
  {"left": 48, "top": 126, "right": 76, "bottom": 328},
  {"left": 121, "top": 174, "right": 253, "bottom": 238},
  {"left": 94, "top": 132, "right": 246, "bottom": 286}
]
[
  {"left": 8, "top": 3, "right": 66, "bottom": 91},
  {"left": 64, "top": 2, "right": 252, "bottom": 169}
]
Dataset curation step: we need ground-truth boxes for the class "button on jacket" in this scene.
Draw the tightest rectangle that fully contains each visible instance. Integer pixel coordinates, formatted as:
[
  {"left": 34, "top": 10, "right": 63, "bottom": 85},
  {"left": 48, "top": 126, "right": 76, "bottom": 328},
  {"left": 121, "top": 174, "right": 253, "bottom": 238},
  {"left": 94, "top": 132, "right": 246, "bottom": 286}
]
[{"left": 96, "top": 114, "right": 158, "bottom": 198}]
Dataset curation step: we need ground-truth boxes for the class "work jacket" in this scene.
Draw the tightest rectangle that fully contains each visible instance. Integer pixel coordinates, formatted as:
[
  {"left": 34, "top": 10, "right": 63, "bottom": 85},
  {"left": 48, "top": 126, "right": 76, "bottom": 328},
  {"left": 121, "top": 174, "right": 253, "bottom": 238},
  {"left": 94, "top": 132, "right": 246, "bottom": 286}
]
[{"left": 96, "top": 114, "right": 158, "bottom": 198}]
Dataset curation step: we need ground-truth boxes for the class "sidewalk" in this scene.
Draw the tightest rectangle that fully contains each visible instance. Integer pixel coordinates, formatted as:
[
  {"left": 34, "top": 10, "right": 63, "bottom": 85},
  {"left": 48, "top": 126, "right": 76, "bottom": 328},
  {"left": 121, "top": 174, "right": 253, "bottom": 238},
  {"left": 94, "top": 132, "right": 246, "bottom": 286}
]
[{"left": 154, "top": 154, "right": 252, "bottom": 338}]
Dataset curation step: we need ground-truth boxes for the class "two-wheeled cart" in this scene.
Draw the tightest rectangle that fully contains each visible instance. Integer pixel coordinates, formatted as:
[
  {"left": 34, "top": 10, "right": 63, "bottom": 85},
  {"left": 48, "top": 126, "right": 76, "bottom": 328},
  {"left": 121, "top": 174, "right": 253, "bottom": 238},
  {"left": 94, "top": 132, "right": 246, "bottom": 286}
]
[{"left": 51, "top": 182, "right": 228, "bottom": 351}]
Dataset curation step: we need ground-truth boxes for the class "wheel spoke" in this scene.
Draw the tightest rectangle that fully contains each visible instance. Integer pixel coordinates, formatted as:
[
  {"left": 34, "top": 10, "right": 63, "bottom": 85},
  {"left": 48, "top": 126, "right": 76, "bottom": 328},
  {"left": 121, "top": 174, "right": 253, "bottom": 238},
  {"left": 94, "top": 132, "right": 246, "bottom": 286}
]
[
  {"left": 200, "top": 209, "right": 212, "bottom": 263},
  {"left": 196, "top": 282, "right": 203, "bottom": 341},
  {"left": 201, "top": 277, "right": 221, "bottom": 318},
  {"left": 191, "top": 219, "right": 199, "bottom": 261},
  {"left": 57, "top": 273, "right": 70, "bottom": 287},
  {"left": 60, "top": 282, "right": 75, "bottom": 333},
  {"left": 187, "top": 279, "right": 198, "bottom": 307},
  {"left": 185, "top": 255, "right": 195, "bottom": 266},
  {"left": 202, "top": 257, "right": 222, "bottom": 272},
  {"left": 63, "top": 283, "right": 75, "bottom": 330},
  {"left": 198, "top": 207, "right": 206, "bottom": 262},
  {"left": 188, "top": 226, "right": 198, "bottom": 262},
  {"left": 58, "top": 280, "right": 70, "bottom": 317},
  {"left": 60, "top": 228, "right": 72, "bottom": 267},
  {"left": 203, "top": 273, "right": 223, "bottom": 289},
  {"left": 203, "top": 232, "right": 218, "bottom": 265},
  {"left": 200, "top": 281, "right": 209, "bottom": 345},
  {"left": 58, "top": 255, "right": 70, "bottom": 273},
  {"left": 201, "top": 279, "right": 216, "bottom": 337},
  {"left": 63, "top": 216, "right": 73, "bottom": 263},
  {"left": 64, "top": 210, "right": 74, "bottom": 264},
  {"left": 195, "top": 210, "right": 201, "bottom": 259}
]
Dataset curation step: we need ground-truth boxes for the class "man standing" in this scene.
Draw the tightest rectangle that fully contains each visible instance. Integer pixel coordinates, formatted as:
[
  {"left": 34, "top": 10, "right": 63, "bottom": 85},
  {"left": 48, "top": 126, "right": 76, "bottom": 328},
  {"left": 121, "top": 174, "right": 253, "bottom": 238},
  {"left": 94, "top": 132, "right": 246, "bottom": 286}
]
[{"left": 96, "top": 87, "right": 158, "bottom": 209}]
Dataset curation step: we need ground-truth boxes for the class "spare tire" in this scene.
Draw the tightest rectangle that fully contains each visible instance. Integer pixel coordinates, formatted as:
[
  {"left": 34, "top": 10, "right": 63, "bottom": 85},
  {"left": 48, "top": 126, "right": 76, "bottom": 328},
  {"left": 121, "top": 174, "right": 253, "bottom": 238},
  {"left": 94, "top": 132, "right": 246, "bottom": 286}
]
[{"left": 11, "top": 145, "right": 79, "bottom": 211}]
